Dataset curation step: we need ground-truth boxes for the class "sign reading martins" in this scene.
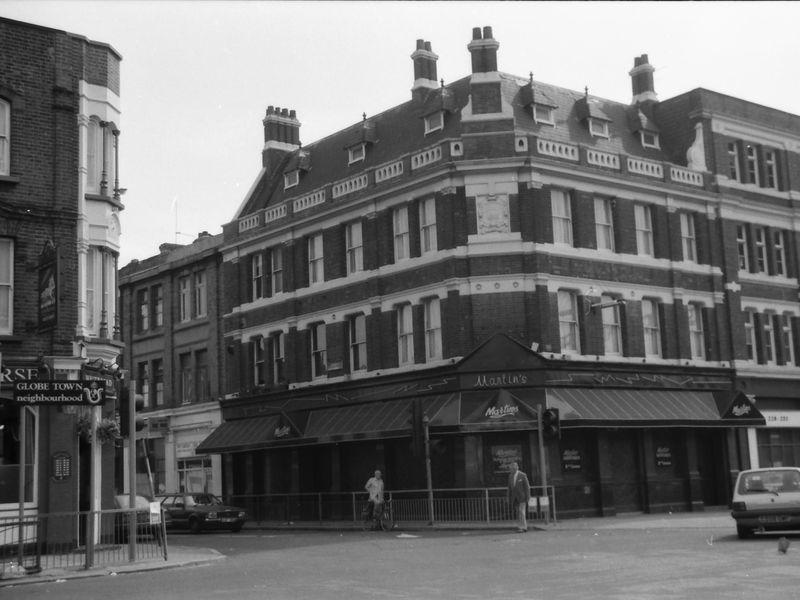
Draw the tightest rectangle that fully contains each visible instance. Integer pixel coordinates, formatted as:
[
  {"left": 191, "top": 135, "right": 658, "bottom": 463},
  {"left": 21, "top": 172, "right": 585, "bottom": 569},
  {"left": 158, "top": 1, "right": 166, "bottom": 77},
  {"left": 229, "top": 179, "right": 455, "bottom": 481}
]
[{"left": 13, "top": 380, "right": 106, "bottom": 406}]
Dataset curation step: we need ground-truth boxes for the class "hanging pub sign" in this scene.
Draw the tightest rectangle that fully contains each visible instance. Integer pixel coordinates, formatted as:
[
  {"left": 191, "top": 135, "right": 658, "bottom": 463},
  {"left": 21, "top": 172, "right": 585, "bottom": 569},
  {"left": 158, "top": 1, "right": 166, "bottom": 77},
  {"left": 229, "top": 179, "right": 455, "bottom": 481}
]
[
  {"left": 562, "top": 448, "right": 582, "bottom": 472},
  {"left": 13, "top": 380, "right": 106, "bottom": 405},
  {"left": 38, "top": 241, "right": 58, "bottom": 331},
  {"left": 655, "top": 445, "right": 673, "bottom": 467}
]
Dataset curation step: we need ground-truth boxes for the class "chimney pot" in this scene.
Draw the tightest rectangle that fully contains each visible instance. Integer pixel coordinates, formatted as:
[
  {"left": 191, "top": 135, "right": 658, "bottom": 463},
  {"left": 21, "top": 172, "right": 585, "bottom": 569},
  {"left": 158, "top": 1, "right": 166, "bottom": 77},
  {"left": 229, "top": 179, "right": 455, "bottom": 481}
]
[
  {"left": 416, "top": 39, "right": 425, "bottom": 50},
  {"left": 483, "top": 26, "right": 493, "bottom": 39},
  {"left": 267, "top": 105, "right": 274, "bottom": 115},
  {"left": 289, "top": 109, "right": 296, "bottom": 119},
  {"left": 472, "top": 27, "right": 482, "bottom": 40},
  {"left": 424, "top": 41, "right": 432, "bottom": 51}
]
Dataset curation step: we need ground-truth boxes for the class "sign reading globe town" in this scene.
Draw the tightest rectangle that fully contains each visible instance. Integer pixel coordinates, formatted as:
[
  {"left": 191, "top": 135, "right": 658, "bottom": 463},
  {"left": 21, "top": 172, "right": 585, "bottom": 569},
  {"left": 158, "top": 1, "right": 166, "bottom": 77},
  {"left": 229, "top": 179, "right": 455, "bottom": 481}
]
[{"left": 13, "top": 380, "right": 106, "bottom": 406}]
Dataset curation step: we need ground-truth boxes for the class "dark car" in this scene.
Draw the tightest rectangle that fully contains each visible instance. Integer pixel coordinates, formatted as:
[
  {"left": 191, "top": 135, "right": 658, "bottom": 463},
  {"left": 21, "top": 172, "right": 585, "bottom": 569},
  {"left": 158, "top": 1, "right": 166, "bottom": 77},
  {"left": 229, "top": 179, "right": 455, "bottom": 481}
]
[
  {"left": 113, "top": 494, "right": 170, "bottom": 543},
  {"left": 156, "top": 493, "right": 247, "bottom": 533}
]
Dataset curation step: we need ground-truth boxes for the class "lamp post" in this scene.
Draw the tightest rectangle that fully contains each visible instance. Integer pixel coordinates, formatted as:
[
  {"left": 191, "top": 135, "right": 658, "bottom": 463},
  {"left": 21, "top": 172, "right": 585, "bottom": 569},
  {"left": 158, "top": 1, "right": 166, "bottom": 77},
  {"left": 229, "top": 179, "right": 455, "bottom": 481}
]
[{"left": 423, "top": 415, "right": 434, "bottom": 525}]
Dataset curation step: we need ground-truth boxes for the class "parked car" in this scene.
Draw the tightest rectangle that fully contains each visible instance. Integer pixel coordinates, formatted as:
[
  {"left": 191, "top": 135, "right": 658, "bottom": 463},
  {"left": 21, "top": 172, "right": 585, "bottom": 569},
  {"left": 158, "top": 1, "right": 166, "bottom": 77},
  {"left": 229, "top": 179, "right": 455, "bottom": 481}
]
[
  {"left": 113, "top": 494, "right": 170, "bottom": 543},
  {"left": 156, "top": 493, "right": 247, "bottom": 533},
  {"left": 731, "top": 467, "right": 800, "bottom": 539}
]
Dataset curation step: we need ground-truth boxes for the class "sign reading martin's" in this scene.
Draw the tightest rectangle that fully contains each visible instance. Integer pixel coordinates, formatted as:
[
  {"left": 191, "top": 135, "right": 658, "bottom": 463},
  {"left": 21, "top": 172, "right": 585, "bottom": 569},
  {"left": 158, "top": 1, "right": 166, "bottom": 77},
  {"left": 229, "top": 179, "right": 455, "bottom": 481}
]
[{"left": 13, "top": 380, "right": 106, "bottom": 406}]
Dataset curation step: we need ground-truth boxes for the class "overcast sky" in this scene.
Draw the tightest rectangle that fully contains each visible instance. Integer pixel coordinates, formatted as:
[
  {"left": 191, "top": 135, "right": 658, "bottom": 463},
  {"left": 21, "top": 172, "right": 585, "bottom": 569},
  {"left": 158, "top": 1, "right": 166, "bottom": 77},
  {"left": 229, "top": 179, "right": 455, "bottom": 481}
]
[{"left": 3, "top": 1, "right": 799, "bottom": 265}]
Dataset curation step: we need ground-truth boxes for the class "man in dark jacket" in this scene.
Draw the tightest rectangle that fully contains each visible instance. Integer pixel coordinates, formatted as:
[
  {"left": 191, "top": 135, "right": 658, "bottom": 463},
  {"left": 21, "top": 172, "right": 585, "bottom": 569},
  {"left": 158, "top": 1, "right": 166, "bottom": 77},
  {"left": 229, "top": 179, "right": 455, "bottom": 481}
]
[{"left": 507, "top": 462, "right": 531, "bottom": 532}]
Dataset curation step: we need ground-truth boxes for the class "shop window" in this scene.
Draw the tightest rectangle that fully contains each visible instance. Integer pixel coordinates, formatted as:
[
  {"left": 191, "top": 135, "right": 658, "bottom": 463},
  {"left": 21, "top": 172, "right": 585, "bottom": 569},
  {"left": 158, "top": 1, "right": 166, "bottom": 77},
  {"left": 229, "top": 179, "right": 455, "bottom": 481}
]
[
  {"left": 178, "top": 457, "right": 213, "bottom": 493},
  {"left": 0, "top": 238, "right": 13, "bottom": 334},
  {"left": 0, "top": 408, "right": 36, "bottom": 503},
  {"left": 634, "top": 204, "right": 653, "bottom": 257},
  {"left": 757, "top": 429, "right": 800, "bottom": 468},
  {"left": 393, "top": 206, "right": 410, "bottom": 261},
  {"left": 346, "top": 221, "right": 363, "bottom": 275},
  {"left": 557, "top": 290, "right": 580, "bottom": 353},
  {"left": 424, "top": 297, "right": 441, "bottom": 361},
  {"left": 0, "top": 99, "right": 9, "bottom": 176},
  {"left": 349, "top": 314, "right": 367, "bottom": 372},
  {"left": 551, "top": 190, "right": 573, "bottom": 246}
]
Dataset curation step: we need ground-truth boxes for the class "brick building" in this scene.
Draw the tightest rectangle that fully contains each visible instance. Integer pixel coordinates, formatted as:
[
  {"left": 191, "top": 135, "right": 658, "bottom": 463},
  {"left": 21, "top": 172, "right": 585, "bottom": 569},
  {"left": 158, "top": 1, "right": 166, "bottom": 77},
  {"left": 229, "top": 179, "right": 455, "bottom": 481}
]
[
  {"left": 0, "top": 17, "right": 124, "bottom": 532},
  {"left": 191, "top": 27, "right": 799, "bottom": 518}
]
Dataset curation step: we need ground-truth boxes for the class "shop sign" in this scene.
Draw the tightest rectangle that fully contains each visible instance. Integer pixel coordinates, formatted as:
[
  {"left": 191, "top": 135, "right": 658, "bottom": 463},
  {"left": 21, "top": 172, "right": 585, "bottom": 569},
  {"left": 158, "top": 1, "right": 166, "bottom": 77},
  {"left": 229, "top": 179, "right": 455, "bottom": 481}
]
[
  {"left": 0, "top": 361, "right": 41, "bottom": 384},
  {"left": 655, "top": 446, "right": 673, "bottom": 467},
  {"left": 471, "top": 372, "right": 529, "bottom": 388},
  {"left": 13, "top": 380, "right": 106, "bottom": 405},
  {"left": 82, "top": 366, "right": 118, "bottom": 401},
  {"left": 491, "top": 445, "right": 522, "bottom": 477},
  {"left": 763, "top": 411, "right": 800, "bottom": 428},
  {"left": 562, "top": 448, "right": 582, "bottom": 472}
]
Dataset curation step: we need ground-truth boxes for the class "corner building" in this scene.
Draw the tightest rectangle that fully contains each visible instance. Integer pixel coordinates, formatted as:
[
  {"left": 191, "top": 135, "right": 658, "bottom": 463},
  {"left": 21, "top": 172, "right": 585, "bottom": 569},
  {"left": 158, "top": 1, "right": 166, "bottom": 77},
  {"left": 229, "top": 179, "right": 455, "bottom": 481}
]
[{"left": 201, "top": 27, "right": 800, "bottom": 518}]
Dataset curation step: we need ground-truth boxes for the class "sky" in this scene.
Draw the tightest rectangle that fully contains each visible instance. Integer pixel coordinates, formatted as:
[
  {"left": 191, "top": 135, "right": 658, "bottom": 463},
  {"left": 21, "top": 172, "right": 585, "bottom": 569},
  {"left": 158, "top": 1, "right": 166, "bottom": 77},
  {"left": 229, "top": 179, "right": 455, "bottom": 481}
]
[{"left": 2, "top": 1, "right": 799, "bottom": 266}]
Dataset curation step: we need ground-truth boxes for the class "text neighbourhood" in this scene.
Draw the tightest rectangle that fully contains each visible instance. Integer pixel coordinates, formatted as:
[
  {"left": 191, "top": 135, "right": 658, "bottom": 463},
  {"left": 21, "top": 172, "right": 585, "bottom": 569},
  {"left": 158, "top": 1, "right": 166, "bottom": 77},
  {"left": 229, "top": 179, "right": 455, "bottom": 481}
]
[{"left": 13, "top": 380, "right": 106, "bottom": 405}]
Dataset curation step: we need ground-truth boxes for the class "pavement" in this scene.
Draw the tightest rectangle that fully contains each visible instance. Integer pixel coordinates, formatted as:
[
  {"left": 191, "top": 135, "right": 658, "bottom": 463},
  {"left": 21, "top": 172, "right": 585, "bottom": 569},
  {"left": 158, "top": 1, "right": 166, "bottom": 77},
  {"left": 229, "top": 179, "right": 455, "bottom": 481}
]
[{"left": 0, "top": 508, "right": 735, "bottom": 588}]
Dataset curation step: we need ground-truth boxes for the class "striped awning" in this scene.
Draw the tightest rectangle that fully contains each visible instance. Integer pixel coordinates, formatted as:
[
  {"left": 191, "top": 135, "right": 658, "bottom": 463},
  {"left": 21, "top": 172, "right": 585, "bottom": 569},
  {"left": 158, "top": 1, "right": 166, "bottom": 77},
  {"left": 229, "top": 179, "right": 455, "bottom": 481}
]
[{"left": 195, "top": 415, "right": 282, "bottom": 454}]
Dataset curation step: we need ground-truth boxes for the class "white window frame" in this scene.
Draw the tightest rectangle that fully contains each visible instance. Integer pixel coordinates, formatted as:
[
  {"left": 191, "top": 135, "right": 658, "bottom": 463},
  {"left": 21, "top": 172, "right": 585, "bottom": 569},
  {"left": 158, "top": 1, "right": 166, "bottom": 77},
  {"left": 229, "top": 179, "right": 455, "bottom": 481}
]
[
  {"left": 745, "top": 144, "right": 759, "bottom": 186},
  {"left": 311, "top": 323, "right": 327, "bottom": 378},
  {"left": 0, "top": 99, "right": 9, "bottom": 176},
  {"left": 744, "top": 311, "right": 756, "bottom": 361},
  {"left": 419, "top": 197, "right": 437, "bottom": 254},
  {"left": 284, "top": 169, "right": 299, "bottom": 190},
  {"left": 688, "top": 304, "right": 705, "bottom": 360},
  {"left": 348, "top": 143, "right": 366, "bottom": 165},
  {"left": 393, "top": 206, "right": 410, "bottom": 261},
  {"left": 642, "top": 299, "right": 662, "bottom": 357},
  {"left": 153, "top": 285, "right": 163, "bottom": 328},
  {"left": 271, "top": 247, "right": 283, "bottom": 294},
  {"left": 551, "top": 190, "right": 573, "bottom": 246},
  {"left": 252, "top": 337, "right": 265, "bottom": 386},
  {"left": 588, "top": 118, "right": 609, "bottom": 138},
  {"left": 398, "top": 304, "right": 414, "bottom": 366},
  {"left": 137, "top": 288, "right": 150, "bottom": 332},
  {"left": 634, "top": 204, "right": 653, "bottom": 257},
  {"left": 680, "top": 213, "right": 697, "bottom": 263},
  {"left": 640, "top": 131, "right": 660, "bottom": 149},
  {"left": 736, "top": 225, "right": 749, "bottom": 271},
  {"left": 754, "top": 227, "right": 767, "bottom": 273},
  {"left": 774, "top": 230, "right": 786, "bottom": 276},
  {"left": 601, "top": 294, "right": 622, "bottom": 356},
  {"left": 780, "top": 313, "right": 796, "bottom": 366},
  {"left": 764, "top": 149, "right": 777, "bottom": 189},
  {"left": 557, "top": 290, "right": 580, "bottom": 353},
  {"left": 423, "top": 297, "right": 442, "bottom": 361},
  {"left": 345, "top": 221, "right": 363, "bottom": 275},
  {"left": 349, "top": 314, "right": 367, "bottom": 372},
  {"left": 179, "top": 275, "right": 191, "bottom": 322},
  {"left": 272, "top": 332, "right": 285, "bottom": 383},
  {"left": 763, "top": 312, "right": 776, "bottom": 365},
  {"left": 86, "top": 117, "right": 115, "bottom": 196},
  {"left": 594, "top": 197, "right": 615, "bottom": 252},
  {"left": 153, "top": 359, "right": 164, "bottom": 406},
  {"left": 728, "top": 142, "right": 740, "bottom": 181},
  {"left": 424, "top": 111, "right": 443, "bottom": 135},
  {"left": 308, "top": 233, "right": 324, "bottom": 285},
  {"left": 533, "top": 104, "right": 555, "bottom": 126},
  {"left": 251, "top": 254, "right": 264, "bottom": 301},
  {"left": 194, "top": 270, "right": 207, "bottom": 318},
  {"left": 0, "top": 238, "right": 13, "bottom": 334}
]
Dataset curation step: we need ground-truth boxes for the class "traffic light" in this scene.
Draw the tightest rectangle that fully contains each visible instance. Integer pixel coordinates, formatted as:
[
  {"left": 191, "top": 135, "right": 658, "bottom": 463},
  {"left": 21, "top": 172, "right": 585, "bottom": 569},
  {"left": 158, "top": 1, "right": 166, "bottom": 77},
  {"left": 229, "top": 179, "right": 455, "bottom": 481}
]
[
  {"left": 119, "top": 386, "right": 147, "bottom": 437},
  {"left": 541, "top": 408, "right": 560, "bottom": 439}
]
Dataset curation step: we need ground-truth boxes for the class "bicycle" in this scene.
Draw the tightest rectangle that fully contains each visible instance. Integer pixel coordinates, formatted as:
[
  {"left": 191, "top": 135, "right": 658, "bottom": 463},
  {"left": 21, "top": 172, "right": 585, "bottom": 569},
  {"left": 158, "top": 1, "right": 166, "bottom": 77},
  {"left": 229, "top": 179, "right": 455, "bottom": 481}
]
[{"left": 361, "top": 498, "right": 395, "bottom": 531}]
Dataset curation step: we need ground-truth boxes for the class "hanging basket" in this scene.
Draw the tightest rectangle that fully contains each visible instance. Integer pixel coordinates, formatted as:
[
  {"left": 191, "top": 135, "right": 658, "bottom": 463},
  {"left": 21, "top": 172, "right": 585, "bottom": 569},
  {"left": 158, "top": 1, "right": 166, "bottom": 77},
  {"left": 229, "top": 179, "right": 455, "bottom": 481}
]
[{"left": 76, "top": 414, "right": 122, "bottom": 446}]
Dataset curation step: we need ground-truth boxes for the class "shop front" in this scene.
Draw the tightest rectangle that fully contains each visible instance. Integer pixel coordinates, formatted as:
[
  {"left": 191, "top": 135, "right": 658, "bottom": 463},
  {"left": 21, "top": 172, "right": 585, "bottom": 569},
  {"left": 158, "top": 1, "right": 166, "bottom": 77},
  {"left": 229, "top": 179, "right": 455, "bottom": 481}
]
[{"left": 198, "top": 335, "right": 764, "bottom": 519}]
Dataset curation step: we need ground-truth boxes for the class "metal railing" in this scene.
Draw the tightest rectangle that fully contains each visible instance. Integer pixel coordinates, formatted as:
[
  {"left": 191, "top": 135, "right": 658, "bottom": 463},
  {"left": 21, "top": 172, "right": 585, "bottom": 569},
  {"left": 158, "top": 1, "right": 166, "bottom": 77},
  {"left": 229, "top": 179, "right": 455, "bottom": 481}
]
[
  {"left": 228, "top": 485, "right": 556, "bottom": 527},
  {"left": 0, "top": 508, "right": 167, "bottom": 579}
]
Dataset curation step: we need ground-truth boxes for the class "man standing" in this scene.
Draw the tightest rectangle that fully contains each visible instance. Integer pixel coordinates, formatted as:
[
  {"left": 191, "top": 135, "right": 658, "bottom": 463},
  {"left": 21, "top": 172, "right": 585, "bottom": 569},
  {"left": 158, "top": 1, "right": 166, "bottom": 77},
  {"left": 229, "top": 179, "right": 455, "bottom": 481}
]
[
  {"left": 364, "top": 469, "right": 384, "bottom": 528},
  {"left": 507, "top": 462, "right": 531, "bottom": 532}
]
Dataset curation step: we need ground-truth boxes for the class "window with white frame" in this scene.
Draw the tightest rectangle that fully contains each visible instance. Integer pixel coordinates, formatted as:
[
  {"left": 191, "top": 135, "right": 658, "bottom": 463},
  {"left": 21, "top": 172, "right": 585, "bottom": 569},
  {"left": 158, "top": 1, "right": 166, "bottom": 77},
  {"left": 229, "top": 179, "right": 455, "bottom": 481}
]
[
  {"left": 419, "top": 197, "right": 437, "bottom": 254},
  {"left": 153, "top": 285, "right": 163, "bottom": 327},
  {"left": 271, "top": 247, "right": 283, "bottom": 294},
  {"left": 745, "top": 144, "right": 759, "bottom": 186},
  {"left": 764, "top": 149, "right": 778, "bottom": 189},
  {"left": 252, "top": 337, "right": 265, "bottom": 386},
  {"left": 736, "top": 225, "right": 749, "bottom": 271},
  {"left": 634, "top": 204, "right": 653, "bottom": 256},
  {"left": 136, "top": 288, "right": 150, "bottom": 332},
  {"left": 640, "top": 131, "right": 660, "bottom": 149},
  {"left": 754, "top": 227, "right": 767, "bottom": 273},
  {"left": 311, "top": 323, "right": 327, "bottom": 378},
  {"left": 642, "top": 299, "right": 662, "bottom": 357},
  {"left": 601, "top": 294, "right": 622, "bottom": 355},
  {"left": 348, "top": 143, "right": 365, "bottom": 165},
  {"left": 86, "top": 117, "right": 116, "bottom": 195},
  {"left": 0, "top": 99, "right": 9, "bottom": 176},
  {"left": 688, "top": 304, "right": 705, "bottom": 360},
  {"left": 424, "top": 111, "right": 443, "bottom": 134},
  {"left": 588, "top": 118, "right": 609, "bottom": 138},
  {"left": 533, "top": 104, "right": 555, "bottom": 125},
  {"left": 346, "top": 221, "right": 363, "bottom": 275},
  {"left": 308, "top": 233, "right": 324, "bottom": 285},
  {"left": 780, "top": 314, "right": 796, "bottom": 366},
  {"left": 393, "top": 206, "right": 410, "bottom": 260},
  {"left": 194, "top": 270, "right": 207, "bottom": 317},
  {"left": 594, "top": 197, "right": 615, "bottom": 251},
  {"left": 744, "top": 311, "right": 756, "bottom": 360},
  {"left": 179, "top": 275, "right": 191, "bottom": 322},
  {"left": 251, "top": 254, "right": 264, "bottom": 301},
  {"left": 137, "top": 362, "right": 150, "bottom": 408},
  {"left": 424, "top": 297, "right": 442, "bottom": 361},
  {"left": 557, "top": 290, "right": 580, "bottom": 353},
  {"left": 349, "top": 314, "right": 367, "bottom": 371},
  {"left": 272, "top": 332, "right": 285, "bottom": 383},
  {"left": 153, "top": 359, "right": 164, "bottom": 406},
  {"left": 551, "top": 190, "right": 573, "bottom": 246},
  {"left": 728, "top": 142, "right": 741, "bottom": 181},
  {"left": 85, "top": 246, "right": 117, "bottom": 336},
  {"left": 680, "top": 213, "right": 697, "bottom": 262},
  {"left": 763, "top": 313, "right": 776, "bottom": 365},
  {"left": 179, "top": 353, "right": 193, "bottom": 404},
  {"left": 397, "top": 304, "right": 414, "bottom": 366},
  {"left": 284, "top": 170, "right": 299, "bottom": 190},
  {"left": 774, "top": 231, "right": 786, "bottom": 276}
]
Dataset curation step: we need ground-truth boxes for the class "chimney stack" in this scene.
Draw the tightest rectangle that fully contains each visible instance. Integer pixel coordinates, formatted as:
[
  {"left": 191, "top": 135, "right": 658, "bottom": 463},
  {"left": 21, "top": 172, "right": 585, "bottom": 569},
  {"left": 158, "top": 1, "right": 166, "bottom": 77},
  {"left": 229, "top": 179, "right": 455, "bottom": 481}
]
[
  {"left": 468, "top": 25, "right": 499, "bottom": 74},
  {"left": 262, "top": 105, "right": 301, "bottom": 172},
  {"left": 629, "top": 54, "right": 657, "bottom": 104},
  {"left": 411, "top": 39, "right": 439, "bottom": 101}
]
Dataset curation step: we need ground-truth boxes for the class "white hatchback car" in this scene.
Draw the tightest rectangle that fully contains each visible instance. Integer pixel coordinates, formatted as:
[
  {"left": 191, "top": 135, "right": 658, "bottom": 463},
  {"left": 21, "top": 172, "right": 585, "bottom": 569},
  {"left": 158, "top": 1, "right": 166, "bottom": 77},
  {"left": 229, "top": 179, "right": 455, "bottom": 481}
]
[{"left": 731, "top": 467, "right": 800, "bottom": 539}]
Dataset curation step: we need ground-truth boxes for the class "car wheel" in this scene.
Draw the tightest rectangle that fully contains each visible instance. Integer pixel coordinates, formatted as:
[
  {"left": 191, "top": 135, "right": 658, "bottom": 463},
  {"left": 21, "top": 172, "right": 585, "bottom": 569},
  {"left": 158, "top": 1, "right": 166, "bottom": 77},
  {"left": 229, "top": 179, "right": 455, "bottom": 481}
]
[
  {"left": 737, "top": 524, "right": 754, "bottom": 539},
  {"left": 189, "top": 518, "right": 202, "bottom": 534},
  {"left": 230, "top": 524, "right": 243, "bottom": 533}
]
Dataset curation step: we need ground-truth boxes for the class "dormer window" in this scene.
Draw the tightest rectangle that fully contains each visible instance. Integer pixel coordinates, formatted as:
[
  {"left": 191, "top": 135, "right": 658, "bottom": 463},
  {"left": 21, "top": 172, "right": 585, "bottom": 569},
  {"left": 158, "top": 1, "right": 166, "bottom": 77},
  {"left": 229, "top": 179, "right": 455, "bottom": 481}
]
[
  {"left": 348, "top": 143, "right": 366, "bottom": 165},
  {"left": 424, "top": 111, "right": 444, "bottom": 135},
  {"left": 640, "top": 130, "right": 660, "bottom": 149},
  {"left": 588, "top": 118, "right": 609, "bottom": 138},
  {"left": 533, "top": 104, "right": 555, "bottom": 126},
  {"left": 284, "top": 169, "right": 299, "bottom": 190}
]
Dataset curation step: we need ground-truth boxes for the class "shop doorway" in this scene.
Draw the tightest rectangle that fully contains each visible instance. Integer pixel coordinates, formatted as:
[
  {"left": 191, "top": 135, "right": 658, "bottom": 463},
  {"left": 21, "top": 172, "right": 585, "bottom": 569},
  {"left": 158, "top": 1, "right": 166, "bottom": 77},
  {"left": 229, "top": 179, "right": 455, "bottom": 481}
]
[
  {"left": 607, "top": 430, "right": 643, "bottom": 512},
  {"left": 696, "top": 429, "right": 728, "bottom": 507}
]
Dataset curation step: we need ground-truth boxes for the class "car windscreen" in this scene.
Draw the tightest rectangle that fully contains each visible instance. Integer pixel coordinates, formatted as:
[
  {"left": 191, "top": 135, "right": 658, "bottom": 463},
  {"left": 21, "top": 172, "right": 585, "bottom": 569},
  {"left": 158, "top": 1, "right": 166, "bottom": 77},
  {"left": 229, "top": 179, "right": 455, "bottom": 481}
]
[
  {"left": 189, "top": 494, "right": 222, "bottom": 506},
  {"left": 738, "top": 470, "right": 800, "bottom": 494}
]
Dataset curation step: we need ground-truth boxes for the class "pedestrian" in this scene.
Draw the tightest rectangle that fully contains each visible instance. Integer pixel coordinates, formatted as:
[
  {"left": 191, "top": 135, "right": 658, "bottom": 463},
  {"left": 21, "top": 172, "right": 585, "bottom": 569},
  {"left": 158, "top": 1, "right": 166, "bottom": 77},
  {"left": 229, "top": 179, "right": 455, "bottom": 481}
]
[
  {"left": 507, "top": 462, "right": 531, "bottom": 532},
  {"left": 364, "top": 469, "right": 384, "bottom": 529}
]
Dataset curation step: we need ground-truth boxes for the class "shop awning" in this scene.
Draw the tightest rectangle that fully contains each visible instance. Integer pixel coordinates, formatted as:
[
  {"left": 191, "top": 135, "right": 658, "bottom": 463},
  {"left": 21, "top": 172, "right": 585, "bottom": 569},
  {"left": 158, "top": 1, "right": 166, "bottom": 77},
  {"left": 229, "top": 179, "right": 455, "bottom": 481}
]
[
  {"left": 546, "top": 388, "right": 765, "bottom": 428},
  {"left": 195, "top": 415, "right": 282, "bottom": 454}
]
